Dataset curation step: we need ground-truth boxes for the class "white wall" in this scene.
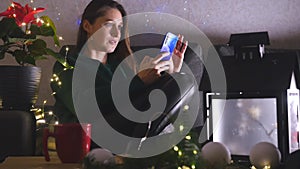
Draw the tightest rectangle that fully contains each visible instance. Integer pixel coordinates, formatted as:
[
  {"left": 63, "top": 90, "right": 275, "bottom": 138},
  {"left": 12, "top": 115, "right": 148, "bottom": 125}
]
[{"left": 0, "top": 0, "right": 299, "bottom": 105}]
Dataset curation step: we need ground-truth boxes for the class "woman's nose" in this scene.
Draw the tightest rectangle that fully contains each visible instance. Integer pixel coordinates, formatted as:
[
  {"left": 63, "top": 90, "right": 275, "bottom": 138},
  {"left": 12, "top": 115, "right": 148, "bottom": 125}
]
[{"left": 111, "top": 25, "right": 120, "bottom": 37}]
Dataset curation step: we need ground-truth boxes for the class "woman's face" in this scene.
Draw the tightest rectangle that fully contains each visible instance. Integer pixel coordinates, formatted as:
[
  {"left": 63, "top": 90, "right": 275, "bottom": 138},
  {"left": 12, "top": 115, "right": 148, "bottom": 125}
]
[{"left": 84, "top": 8, "right": 123, "bottom": 53}]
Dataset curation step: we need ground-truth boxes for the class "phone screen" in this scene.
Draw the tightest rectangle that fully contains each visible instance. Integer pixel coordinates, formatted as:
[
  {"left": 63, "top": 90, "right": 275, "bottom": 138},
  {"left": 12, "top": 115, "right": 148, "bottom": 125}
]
[{"left": 160, "top": 32, "right": 178, "bottom": 61}]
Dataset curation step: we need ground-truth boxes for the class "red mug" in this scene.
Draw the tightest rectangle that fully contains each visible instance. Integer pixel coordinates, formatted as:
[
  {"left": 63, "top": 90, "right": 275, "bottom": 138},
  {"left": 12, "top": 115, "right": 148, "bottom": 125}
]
[{"left": 43, "top": 123, "right": 91, "bottom": 163}]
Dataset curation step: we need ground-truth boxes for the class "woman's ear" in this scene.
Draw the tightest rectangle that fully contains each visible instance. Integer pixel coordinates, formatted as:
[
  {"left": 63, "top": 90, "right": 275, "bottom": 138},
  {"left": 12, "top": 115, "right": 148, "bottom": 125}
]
[{"left": 82, "top": 20, "right": 92, "bottom": 36}]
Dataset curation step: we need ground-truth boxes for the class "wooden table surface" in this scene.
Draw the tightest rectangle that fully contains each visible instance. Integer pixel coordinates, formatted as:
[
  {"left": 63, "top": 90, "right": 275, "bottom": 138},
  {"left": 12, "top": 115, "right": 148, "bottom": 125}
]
[{"left": 0, "top": 156, "right": 82, "bottom": 169}]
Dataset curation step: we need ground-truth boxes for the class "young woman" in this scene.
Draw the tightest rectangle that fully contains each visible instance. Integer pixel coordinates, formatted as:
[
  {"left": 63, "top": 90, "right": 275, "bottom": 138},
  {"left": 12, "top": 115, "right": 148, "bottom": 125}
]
[
  {"left": 77, "top": 0, "right": 187, "bottom": 84},
  {"left": 52, "top": 0, "right": 188, "bottom": 138}
]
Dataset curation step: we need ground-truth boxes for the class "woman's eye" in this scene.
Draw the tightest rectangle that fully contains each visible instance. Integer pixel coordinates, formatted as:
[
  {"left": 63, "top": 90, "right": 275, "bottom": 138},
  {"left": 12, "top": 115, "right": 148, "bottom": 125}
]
[
  {"left": 118, "top": 24, "right": 123, "bottom": 30},
  {"left": 104, "top": 22, "right": 113, "bottom": 28},
  {"left": 103, "top": 21, "right": 123, "bottom": 31}
]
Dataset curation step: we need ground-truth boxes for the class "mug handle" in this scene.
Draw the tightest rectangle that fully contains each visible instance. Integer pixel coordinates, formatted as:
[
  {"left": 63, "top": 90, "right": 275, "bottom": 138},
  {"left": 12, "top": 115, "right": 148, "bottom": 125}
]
[{"left": 43, "top": 128, "right": 55, "bottom": 161}]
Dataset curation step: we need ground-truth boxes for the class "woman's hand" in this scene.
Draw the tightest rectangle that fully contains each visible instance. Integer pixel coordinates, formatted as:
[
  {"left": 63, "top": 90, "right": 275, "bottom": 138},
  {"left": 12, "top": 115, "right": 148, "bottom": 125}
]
[
  {"left": 172, "top": 34, "right": 188, "bottom": 72},
  {"left": 137, "top": 34, "right": 188, "bottom": 85},
  {"left": 137, "top": 52, "right": 172, "bottom": 85}
]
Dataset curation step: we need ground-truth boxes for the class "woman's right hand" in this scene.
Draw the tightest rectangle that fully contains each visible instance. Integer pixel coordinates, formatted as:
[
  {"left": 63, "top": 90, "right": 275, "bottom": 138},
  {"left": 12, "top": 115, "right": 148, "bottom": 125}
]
[{"left": 137, "top": 52, "right": 172, "bottom": 85}]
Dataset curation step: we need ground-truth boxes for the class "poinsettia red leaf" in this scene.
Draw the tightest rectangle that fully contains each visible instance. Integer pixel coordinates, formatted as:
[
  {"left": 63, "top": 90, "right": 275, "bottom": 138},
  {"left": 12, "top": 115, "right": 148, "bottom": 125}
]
[
  {"left": 25, "top": 4, "right": 33, "bottom": 14},
  {"left": 32, "top": 8, "right": 46, "bottom": 14},
  {"left": 23, "top": 14, "right": 36, "bottom": 24},
  {"left": 35, "top": 7, "right": 46, "bottom": 13},
  {"left": 0, "top": 4, "right": 19, "bottom": 17},
  {"left": 23, "top": 7, "right": 45, "bottom": 24},
  {"left": 0, "top": 11, "right": 11, "bottom": 17},
  {"left": 13, "top": 10, "right": 25, "bottom": 26},
  {"left": 12, "top": 2, "right": 23, "bottom": 9},
  {"left": 11, "top": 2, "right": 25, "bottom": 16}
]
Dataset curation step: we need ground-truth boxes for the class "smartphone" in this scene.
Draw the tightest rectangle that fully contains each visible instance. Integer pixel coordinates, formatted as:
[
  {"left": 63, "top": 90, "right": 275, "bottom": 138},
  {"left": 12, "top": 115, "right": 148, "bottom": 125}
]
[{"left": 160, "top": 32, "right": 179, "bottom": 61}]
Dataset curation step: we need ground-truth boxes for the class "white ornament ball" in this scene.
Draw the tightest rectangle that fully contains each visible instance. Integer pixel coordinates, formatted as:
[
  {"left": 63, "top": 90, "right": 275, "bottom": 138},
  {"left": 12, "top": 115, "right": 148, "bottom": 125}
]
[
  {"left": 86, "top": 148, "right": 114, "bottom": 164},
  {"left": 201, "top": 142, "right": 231, "bottom": 168},
  {"left": 249, "top": 142, "right": 281, "bottom": 169}
]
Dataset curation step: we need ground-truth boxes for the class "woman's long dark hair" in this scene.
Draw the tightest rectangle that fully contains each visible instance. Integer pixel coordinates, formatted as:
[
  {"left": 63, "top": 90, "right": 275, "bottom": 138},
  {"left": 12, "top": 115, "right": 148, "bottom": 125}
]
[{"left": 76, "top": 0, "right": 136, "bottom": 71}]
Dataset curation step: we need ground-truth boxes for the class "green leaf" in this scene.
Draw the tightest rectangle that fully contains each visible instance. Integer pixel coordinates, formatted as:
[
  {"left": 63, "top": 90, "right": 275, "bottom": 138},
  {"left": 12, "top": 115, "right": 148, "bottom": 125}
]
[
  {"left": 23, "top": 33, "right": 36, "bottom": 39},
  {"left": 53, "top": 35, "right": 60, "bottom": 47},
  {"left": 8, "top": 38, "right": 27, "bottom": 43},
  {"left": 13, "top": 49, "right": 27, "bottom": 65},
  {"left": 24, "top": 55, "right": 36, "bottom": 65},
  {"left": 13, "top": 50, "right": 27, "bottom": 58},
  {"left": 40, "top": 25, "right": 55, "bottom": 36},
  {"left": 34, "top": 55, "right": 48, "bottom": 60},
  {"left": 0, "top": 18, "right": 19, "bottom": 39},
  {"left": 27, "top": 39, "right": 47, "bottom": 56},
  {"left": 40, "top": 16, "right": 60, "bottom": 47},
  {"left": 33, "top": 39, "right": 47, "bottom": 48},
  {"left": 30, "top": 24, "right": 41, "bottom": 35},
  {"left": 45, "top": 48, "right": 72, "bottom": 69},
  {"left": 30, "top": 24, "right": 54, "bottom": 36},
  {"left": 14, "top": 51, "right": 37, "bottom": 66},
  {"left": 10, "top": 27, "right": 26, "bottom": 39},
  {"left": 0, "top": 18, "right": 26, "bottom": 39},
  {"left": 0, "top": 43, "right": 15, "bottom": 59}
]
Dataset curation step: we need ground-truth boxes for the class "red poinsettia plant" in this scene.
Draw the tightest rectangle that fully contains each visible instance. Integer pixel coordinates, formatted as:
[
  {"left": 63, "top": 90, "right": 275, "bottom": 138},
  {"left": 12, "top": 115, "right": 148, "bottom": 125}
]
[{"left": 0, "top": 2, "right": 66, "bottom": 66}]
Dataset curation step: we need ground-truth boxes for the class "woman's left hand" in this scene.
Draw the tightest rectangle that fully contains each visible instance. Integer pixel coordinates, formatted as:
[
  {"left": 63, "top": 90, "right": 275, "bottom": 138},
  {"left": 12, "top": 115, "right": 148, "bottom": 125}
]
[
  {"left": 137, "top": 34, "right": 188, "bottom": 85},
  {"left": 138, "top": 52, "right": 172, "bottom": 85},
  {"left": 172, "top": 34, "right": 188, "bottom": 72}
]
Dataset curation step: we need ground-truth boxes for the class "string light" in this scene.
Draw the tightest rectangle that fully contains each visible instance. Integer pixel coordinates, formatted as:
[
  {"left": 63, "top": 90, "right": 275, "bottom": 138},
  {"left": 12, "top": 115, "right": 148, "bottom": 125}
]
[
  {"left": 48, "top": 111, "right": 53, "bottom": 115},
  {"left": 179, "top": 125, "right": 184, "bottom": 131},
  {"left": 185, "top": 135, "right": 191, "bottom": 140},
  {"left": 178, "top": 150, "right": 183, "bottom": 156},
  {"left": 39, "top": 19, "right": 45, "bottom": 24},
  {"left": 20, "top": 1, "right": 74, "bottom": 132},
  {"left": 35, "top": 114, "right": 44, "bottom": 120},
  {"left": 64, "top": 46, "right": 69, "bottom": 64},
  {"left": 183, "top": 105, "right": 189, "bottom": 111},
  {"left": 37, "top": 119, "right": 46, "bottom": 124},
  {"left": 34, "top": 45, "right": 73, "bottom": 127},
  {"left": 32, "top": 68, "right": 63, "bottom": 138},
  {"left": 34, "top": 108, "right": 59, "bottom": 127}
]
